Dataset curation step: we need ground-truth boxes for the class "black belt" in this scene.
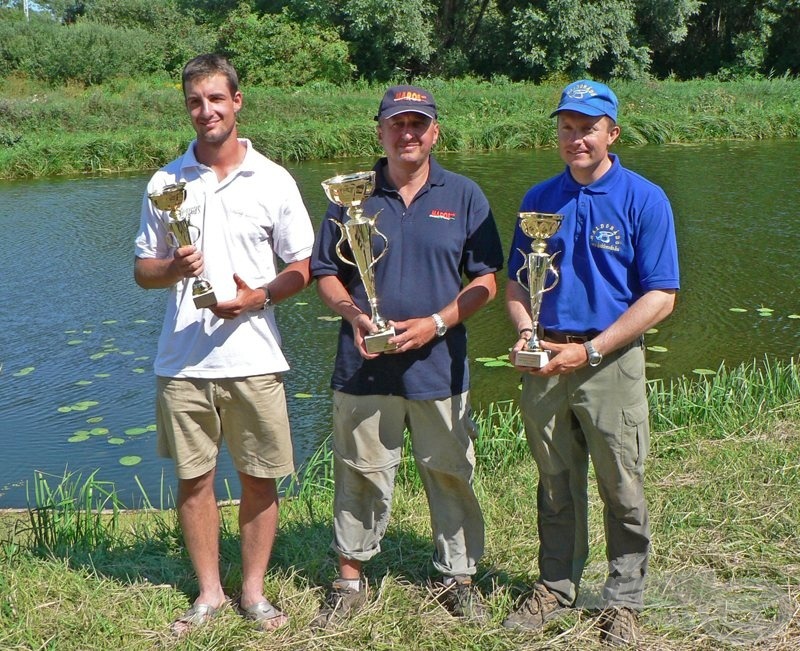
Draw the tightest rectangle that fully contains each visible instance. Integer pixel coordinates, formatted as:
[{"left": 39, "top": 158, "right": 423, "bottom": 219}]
[{"left": 539, "top": 328, "right": 599, "bottom": 344}]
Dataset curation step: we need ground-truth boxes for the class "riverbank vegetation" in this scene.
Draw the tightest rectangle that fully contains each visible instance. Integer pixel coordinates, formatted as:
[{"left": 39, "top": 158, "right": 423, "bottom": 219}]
[
  {"left": 1, "top": 1, "right": 799, "bottom": 179},
  {"left": 2, "top": 358, "right": 798, "bottom": 649},
  {"left": 1, "top": 75, "right": 800, "bottom": 179}
]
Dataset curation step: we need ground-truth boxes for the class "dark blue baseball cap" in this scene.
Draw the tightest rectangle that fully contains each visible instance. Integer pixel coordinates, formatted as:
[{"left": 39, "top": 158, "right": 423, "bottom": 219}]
[
  {"left": 550, "top": 80, "right": 618, "bottom": 122},
  {"left": 375, "top": 85, "right": 438, "bottom": 121}
]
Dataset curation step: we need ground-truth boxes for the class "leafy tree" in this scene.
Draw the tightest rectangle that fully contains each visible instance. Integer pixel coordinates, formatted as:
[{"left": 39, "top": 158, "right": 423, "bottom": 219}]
[
  {"left": 511, "top": 0, "right": 650, "bottom": 80},
  {"left": 216, "top": 4, "right": 354, "bottom": 85},
  {"left": 78, "top": 0, "right": 214, "bottom": 72}
]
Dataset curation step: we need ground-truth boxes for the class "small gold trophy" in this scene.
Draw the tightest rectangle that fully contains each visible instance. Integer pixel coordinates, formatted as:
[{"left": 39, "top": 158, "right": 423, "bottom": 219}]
[
  {"left": 321, "top": 171, "right": 397, "bottom": 354},
  {"left": 147, "top": 182, "right": 217, "bottom": 309},
  {"left": 514, "top": 212, "right": 564, "bottom": 368}
]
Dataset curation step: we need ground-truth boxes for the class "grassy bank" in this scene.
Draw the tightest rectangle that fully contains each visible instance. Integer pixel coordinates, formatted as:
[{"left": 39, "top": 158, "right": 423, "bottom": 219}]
[
  {"left": 1, "top": 76, "right": 799, "bottom": 179},
  {"left": 1, "top": 358, "right": 799, "bottom": 649}
]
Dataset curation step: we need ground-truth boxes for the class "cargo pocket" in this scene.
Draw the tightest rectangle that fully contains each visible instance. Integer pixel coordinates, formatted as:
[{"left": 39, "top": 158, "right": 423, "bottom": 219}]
[{"left": 621, "top": 401, "right": 650, "bottom": 471}]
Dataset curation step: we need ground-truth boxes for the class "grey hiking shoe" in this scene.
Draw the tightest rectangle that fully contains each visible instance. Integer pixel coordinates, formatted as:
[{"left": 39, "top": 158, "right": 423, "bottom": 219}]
[
  {"left": 598, "top": 606, "right": 639, "bottom": 647},
  {"left": 502, "top": 584, "right": 566, "bottom": 630},
  {"left": 311, "top": 578, "right": 367, "bottom": 629},
  {"left": 435, "top": 575, "right": 487, "bottom": 622}
]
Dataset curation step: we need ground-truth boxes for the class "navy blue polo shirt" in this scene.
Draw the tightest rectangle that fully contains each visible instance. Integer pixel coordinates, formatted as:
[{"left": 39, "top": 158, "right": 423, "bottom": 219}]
[
  {"left": 312, "top": 156, "right": 503, "bottom": 399},
  {"left": 507, "top": 154, "right": 679, "bottom": 333}
]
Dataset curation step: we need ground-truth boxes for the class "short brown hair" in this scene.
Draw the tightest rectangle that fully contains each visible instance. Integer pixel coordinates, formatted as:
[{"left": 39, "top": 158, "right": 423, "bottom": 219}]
[{"left": 182, "top": 54, "right": 239, "bottom": 97}]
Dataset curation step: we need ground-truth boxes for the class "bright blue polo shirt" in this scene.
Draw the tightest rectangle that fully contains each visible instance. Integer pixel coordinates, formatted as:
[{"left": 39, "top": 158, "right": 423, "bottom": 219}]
[
  {"left": 507, "top": 154, "right": 679, "bottom": 333},
  {"left": 312, "top": 156, "right": 503, "bottom": 399}
]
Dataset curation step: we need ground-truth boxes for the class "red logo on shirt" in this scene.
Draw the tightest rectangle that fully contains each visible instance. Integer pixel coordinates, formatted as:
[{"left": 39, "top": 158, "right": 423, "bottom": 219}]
[{"left": 430, "top": 209, "right": 456, "bottom": 220}]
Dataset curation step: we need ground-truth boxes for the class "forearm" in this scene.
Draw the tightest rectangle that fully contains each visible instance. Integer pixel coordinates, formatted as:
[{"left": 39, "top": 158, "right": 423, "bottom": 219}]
[
  {"left": 133, "top": 256, "right": 182, "bottom": 289},
  {"left": 316, "top": 275, "right": 364, "bottom": 325},
  {"left": 592, "top": 289, "right": 677, "bottom": 355},
  {"left": 264, "top": 258, "right": 311, "bottom": 305},
  {"left": 505, "top": 280, "right": 534, "bottom": 334},
  {"left": 436, "top": 272, "right": 497, "bottom": 329}
]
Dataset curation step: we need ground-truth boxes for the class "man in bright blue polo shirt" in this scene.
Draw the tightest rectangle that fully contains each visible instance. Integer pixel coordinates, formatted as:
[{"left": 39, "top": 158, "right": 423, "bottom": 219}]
[
  {"left": 504, "top": 80, "right": 679, "bottom": 646},
  {"left": 311, "top": 84, "right": 503, "bottom": 626}
]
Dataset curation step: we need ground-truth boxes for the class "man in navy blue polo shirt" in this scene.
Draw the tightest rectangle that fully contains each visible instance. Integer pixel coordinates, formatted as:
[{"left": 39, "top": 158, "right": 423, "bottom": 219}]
[
  {"left": 311, "top": 84, "right": 503, "bottom": 626},
  {"left": 504, "top": 80, "right": 679, "bottom": 646}
]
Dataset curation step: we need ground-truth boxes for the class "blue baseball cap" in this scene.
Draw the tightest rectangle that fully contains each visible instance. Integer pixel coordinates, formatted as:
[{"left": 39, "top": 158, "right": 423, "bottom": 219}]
[{"left": 550, "top": 80, "right": 618, "bottom": 122}]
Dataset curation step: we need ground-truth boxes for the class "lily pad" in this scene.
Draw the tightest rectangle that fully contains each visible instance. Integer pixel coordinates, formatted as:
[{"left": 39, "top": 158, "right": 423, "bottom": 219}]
[
  {"left": 132, "top": 368, "right": 146, "bottom": 373},
  {"left": 102, "top": 320, "right": 118, "bottom": 325},
  {"left": 484, "top": 360, "right": 511, "bottom": 367},
  {"left": 295, "top": 301, "right": 309, "bottom": 306},
  {"left": 124, "top": 427, "right": 148, "bottom": 436},
  {"left": 647, "top": 345, "right": 668, "bottom": 353},
  {"left": 89, "top": 352, "right": 108, "bottom": 360},
  {"left": 475, "top": 357, "right": 497, "bottom": 362},
  {"left": 133, "top": 319, "right": 149, "bottom": 324},
  {"left": 119, "top": 456, "right": 142, "bottom": 466},
  {"left": 294, "top": 393, "right": 314, "bottom": 399},
  {"left": 789, "top": 314, "right": 800, "bottom": 320},
  {"left": 76, "top": 401, "right": 99, "bottom": 409},
  {"left": 645, "top": 328, "right": 659, "bottom": 334},
  {"left": 13, "top": 367, "right": 35, "bottom": 377},
  {"left": 108, "top": 437, "right": 125, "bottom": 445},
  {"left": 728, "top": 307, "right": 748, "bottom": 313},
  {"left": 68, "top": 433, "right": 90, "bottom": 443},
  {"left": 87, "top": 417, "right": 104, "bottom": 424},
  {"left": 146, "top": 424, "right": 157, "bottom": 431},
  {"left": 67, "top": 339, "right": 83, "bottom": 345},
  {"left": 94, "top": 373, "right": 111, "bottom": 378},
  {"left": 75, "top": 380, "right": 92, "bottom": 386},
  {"left": 90, "top": 427, "right": 109, "bottom": 436},
  {"left": 693, "top": 368, "right": 717, "bottom": 376},
  {"left": 645, "top": 362, "right": 661, "bottom": 368}
]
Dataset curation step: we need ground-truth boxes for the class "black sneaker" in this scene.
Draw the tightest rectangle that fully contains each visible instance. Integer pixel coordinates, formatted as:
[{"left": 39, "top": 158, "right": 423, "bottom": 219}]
[
  {"left": 598, "top": 606, "right": 639, "bottom": 647},
  {"left": 311, "top": 578, "right": 367, "bottom": 629},
  {"left": 435, "top": 575, "right": 487, "bottom": 622},
  {"left": 502, "top": 584, "right": 566, "bottom": 630}
]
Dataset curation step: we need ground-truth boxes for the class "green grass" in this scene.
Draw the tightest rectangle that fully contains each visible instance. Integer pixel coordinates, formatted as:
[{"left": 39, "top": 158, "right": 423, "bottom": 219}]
[
  {"left": 1, "top": 357, "right": 799, "bottom": 649},
  {"left": 1, "top": 75, "right": 799, "bottom": 178}
]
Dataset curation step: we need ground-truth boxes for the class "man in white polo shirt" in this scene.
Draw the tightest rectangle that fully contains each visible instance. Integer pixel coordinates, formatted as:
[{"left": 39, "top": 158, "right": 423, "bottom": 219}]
[{"left": 134, "top": 53, "right": 314, "bottom": 636}]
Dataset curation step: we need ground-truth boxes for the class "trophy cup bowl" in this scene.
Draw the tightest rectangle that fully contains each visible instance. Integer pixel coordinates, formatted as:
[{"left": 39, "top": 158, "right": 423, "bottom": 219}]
[
  {"left": 147, "top": 182, "right": 217, "bottom": 309},
  {"left": 515, "top": 212, "right": 564, "bottom": 368},
  {"left": 321, "top": 171, "right": 396, "bottom": 354}
]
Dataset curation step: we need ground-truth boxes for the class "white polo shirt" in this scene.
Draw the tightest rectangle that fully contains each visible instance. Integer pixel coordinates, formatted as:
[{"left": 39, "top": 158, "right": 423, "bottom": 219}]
[{"left": 135, "top": 139, "right": 314, "bottom": 378}]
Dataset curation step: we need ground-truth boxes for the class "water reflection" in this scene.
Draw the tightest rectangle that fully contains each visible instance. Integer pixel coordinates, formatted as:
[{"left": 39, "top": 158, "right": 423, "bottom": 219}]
[{"left": 0, "top": 141, "right": 797, "bottom": 508}]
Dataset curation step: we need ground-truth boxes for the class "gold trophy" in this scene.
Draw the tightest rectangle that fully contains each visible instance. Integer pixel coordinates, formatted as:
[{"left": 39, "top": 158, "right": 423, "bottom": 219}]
[
  {"left": 514, "top": 212, "right": 563, "bottom": 368},
  {"left": 321, "top": 171, "right": 397, "bottom": 354},
  {"left": 147, "top": 182, "right": 217, "bottom": 309}
]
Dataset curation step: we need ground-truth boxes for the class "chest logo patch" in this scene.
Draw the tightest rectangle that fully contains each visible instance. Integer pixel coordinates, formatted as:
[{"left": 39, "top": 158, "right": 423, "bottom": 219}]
[
  {"left": 429, "top": 209, "right": 456, "bottom": 220},
  {"left": 590, "top": 223, "right": 621, "bottom": 252}
]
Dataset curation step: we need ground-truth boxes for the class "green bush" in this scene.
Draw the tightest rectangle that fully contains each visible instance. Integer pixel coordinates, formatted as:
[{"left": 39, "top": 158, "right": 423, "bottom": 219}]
[
  {"left": 217, "top": 6, "right": 354, "bottom": 87},
  {"left": 0, "top": 19, "right": 165, "bottom": 85}
]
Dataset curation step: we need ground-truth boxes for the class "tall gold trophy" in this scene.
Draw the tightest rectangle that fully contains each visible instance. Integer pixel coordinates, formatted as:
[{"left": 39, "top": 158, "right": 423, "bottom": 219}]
[
  {"left": 514, "top": 212, "right": 563, "bottom": 368},
  {"left": 321, "top": 171, "right": 397, "bottom": 354},
  {"left": 147, "top": 182, "right": 217, "bottom": 309}
]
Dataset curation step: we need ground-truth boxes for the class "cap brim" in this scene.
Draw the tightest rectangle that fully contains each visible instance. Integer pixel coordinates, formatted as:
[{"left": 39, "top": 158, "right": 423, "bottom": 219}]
[
  {"left": 376, "top": 107, "right": 437, "bottom": 121},
  {"left": 549, "top": 103, "right": 608, "bottom": 118}
]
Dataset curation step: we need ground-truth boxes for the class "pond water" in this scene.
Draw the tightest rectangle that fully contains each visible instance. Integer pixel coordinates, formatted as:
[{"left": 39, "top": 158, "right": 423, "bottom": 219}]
[{"left": 1, "top": 141, "right": 798, "bottom": 508}]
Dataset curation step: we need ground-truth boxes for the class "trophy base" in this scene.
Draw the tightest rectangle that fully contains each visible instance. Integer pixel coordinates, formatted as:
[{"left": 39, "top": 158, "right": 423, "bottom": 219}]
[
  {"left": 193, "top": 288, "right": 218, "bottom": 309},
  {"left": 365, "top": 327, "right": 397, "bottom": 354},
  {"left": 515, "top": 349, "right": 550, "bottom": 369}
]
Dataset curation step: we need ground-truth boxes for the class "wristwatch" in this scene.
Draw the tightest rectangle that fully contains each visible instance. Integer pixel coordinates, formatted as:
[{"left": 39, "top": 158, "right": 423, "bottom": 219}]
[
  {"left": 583, "top": 340, "right": 603, "bottom": 367},
  {"left": 261, "top": 286, "right": 273, "bottom": 310},
  {"left": 432, "top": 312, "right": 447, "bottom": 337}
]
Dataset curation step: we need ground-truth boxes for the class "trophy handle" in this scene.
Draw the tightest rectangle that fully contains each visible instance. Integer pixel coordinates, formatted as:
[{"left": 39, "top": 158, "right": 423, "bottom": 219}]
[
  {"left": 543, "top": 250, "right": 561, "bottom": 293},
  {"left": 515, "top": 248, "right": 529, "bottom": 288},
  {"left": 330, "top": 218, "right": 358, "bottom": 268},
  {"left": 369, "top": 218, "right": 389, "bottom": 268}
]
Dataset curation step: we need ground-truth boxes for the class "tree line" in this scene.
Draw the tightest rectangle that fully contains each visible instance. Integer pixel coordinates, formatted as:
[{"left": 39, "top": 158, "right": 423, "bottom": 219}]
[{"left": 1, "top": 0, "right": 798, "bottom": 86}]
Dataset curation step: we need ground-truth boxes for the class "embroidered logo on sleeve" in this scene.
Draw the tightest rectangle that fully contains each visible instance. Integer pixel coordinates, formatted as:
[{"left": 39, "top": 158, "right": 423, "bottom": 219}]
[
  {"left": 429, "top": 209, "right": 456, "bottom": 220},
  {"left": 590, "top": 224, "right": 621, "bottom": 252}
]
